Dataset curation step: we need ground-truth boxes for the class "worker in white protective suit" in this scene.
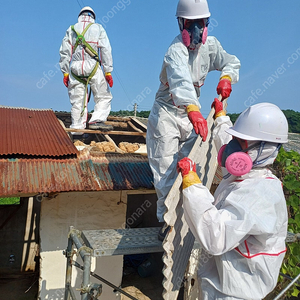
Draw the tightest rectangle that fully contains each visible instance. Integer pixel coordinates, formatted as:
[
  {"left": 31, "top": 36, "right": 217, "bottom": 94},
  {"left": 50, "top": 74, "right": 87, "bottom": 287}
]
[
  {"left": 177, "top": 100, "right": 288, "bottom": 300},
  {"left": 59, "top": 6, "right": 113, "bottom": 134},
  {"left": 146, "top": 0, "right": 241, "bottom": 237}
]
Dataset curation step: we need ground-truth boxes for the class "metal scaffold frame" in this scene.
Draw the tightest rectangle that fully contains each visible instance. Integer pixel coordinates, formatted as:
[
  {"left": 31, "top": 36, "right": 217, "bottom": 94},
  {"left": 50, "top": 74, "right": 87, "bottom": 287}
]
[
  {"left": 64, "top": 227, "right": 98, "bottom": 300},
  {"left": 63, "top": 226, "right": 164, "bottom": 300}
]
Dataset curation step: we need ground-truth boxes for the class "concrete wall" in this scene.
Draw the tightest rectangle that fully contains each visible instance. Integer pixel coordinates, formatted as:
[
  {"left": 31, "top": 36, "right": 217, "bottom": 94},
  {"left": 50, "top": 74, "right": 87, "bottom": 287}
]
[{"left": 39, "top": 190, "right": 155, "bottom": 300}]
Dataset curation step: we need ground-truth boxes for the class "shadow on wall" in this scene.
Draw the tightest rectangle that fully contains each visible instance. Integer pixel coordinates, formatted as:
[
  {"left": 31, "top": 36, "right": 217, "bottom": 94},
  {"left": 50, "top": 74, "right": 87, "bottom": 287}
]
[
  {"left": 0, "top": 197, "right": 40, "bottom": 300},
  {"left": 0, "top": 197, "right": 40, "bottom": 274},
  {"left": 40, "top": 280, "right": 64, "bottom": 300}
]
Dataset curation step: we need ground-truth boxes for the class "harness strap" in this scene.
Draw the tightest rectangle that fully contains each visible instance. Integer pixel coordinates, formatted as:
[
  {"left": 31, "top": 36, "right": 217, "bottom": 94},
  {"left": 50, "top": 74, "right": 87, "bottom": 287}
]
[
  {"left": 72, "top": 23, "right": 94, "bottom": 52},
  {"left": 71, "top": 23, "right": 100, "bottom": 116}
]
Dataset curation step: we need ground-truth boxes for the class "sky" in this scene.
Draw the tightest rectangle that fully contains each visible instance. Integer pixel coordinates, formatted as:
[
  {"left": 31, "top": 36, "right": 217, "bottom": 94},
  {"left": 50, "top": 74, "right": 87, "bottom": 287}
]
[{"left": 1, "top": 0, "right": 300, "bottom": 117}]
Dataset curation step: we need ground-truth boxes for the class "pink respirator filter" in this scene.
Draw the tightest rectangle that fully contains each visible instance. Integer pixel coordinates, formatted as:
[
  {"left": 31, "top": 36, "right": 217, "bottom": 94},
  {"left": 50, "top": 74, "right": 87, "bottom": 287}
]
[
  {"left": 225, "top": 152, "right": 253, "bottom": 176},
  {"left": 217, "top": 145, "right": 253, "bottom": 176},
  {"left": 202, "top": 26, "right": 208, "bottom": 45},
  {"left": 182, "top": 29, "right": 191, "bottom": 47}
]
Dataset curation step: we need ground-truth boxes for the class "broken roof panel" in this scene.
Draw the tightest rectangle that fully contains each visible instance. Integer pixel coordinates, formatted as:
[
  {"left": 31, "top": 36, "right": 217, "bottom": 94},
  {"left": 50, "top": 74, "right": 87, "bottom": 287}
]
[{"left": 0, "top": 106, "right": 78, "bottom": 157}]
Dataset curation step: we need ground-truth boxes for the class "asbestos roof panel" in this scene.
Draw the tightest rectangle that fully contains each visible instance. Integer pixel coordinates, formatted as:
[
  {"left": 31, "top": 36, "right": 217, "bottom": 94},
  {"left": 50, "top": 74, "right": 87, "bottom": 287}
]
[
  {"left": 0, "top": 106, "right": 78, "bottom": 157},
  {"left": 0, "top": 153, "right": 153, "bottom": 197},
  {"left": 162, "top": 104, "right": 221, "bottom": 300}
]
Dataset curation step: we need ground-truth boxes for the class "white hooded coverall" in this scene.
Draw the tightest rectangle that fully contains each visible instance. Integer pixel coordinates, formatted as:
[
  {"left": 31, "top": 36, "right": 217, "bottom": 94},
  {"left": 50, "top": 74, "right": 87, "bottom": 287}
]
[
  {"left": 59, "top": 15, "right": 113, "bottom": 130},
  {"left": 182, "top": 115, "right": 288, "bottom": 300},
  {"left": 146, "top": 35, "right": 241, "bottom": 222}
]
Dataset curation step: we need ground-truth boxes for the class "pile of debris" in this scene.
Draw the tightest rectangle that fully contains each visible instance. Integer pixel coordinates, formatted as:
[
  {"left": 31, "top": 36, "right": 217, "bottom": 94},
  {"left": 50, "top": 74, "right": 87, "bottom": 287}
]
[{"left": 74, "top": 140, "right": 147, "bottom": 155}]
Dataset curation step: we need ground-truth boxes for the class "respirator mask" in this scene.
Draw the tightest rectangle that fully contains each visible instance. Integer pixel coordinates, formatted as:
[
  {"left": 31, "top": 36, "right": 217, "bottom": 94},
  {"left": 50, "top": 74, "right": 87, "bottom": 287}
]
[
  {"left": 178, "top": 17, "right": 209, "bottom": 50},
  {"left": 218, "top": 139, "right": 282, "bottom": 177}
]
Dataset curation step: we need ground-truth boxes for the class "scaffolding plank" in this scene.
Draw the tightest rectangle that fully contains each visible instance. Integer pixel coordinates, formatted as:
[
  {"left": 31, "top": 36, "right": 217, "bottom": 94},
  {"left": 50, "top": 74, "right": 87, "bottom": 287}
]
[
  {"left": 162, "top": 99, "right": 227, "bottom": 300},
  {"left": 81, "top": 227, "right": 163, "bottom": 257}
]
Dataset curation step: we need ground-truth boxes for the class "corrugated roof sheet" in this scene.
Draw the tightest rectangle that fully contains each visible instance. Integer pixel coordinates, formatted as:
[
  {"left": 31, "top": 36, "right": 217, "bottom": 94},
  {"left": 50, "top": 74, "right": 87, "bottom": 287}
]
[
  {"left": 0, "top": 152, "right": 153, "bottom": 197},
  {"left": 162, "top": 104, "right": 221, "bottom": 300},
  {"left": 0, "top": 106, "right": 78, "bottom": 157}
]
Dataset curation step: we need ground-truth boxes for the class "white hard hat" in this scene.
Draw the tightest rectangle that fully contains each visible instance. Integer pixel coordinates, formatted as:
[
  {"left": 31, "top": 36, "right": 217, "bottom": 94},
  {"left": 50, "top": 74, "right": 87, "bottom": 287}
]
[
  {"left": 176, "top": 0, "right": 211, "bottom": 19},
  {"left": 79, "top": 6, "right": 96, "bottom": 19},
  {"left": 226, "top": 103, "right": 288, "bottom": 143}
]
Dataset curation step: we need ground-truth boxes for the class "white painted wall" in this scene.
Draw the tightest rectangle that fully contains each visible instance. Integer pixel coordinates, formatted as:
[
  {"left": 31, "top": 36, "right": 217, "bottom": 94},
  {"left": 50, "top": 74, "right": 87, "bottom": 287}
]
[{"left": 39, "top": 190, "right": 130, "bottom": 300}]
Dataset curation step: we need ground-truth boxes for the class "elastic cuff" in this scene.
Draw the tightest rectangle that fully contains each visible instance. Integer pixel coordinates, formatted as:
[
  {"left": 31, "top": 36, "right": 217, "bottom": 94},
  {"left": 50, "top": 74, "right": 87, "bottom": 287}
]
[
  {"left": 182, "top": 171, "right": 201, "bottom": 190},
  {"left": 215, "top": 110, "right": 226, "bottom": 119},
  {"left": 105, "top": 72, "right": 111, "bottom": 76},
  {"left": 186, "top": 104, "right": 200, "bottom": 114},
  {"left": 220, "top": 75, "right": 232, "bottom": 82},
  {"left": 64, "top": 73, "right": 69, "bottom": 77}
]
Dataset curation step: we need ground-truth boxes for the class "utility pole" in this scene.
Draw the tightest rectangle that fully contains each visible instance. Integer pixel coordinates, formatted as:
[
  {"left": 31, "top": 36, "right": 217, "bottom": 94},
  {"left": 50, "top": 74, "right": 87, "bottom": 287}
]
[{"left": 134, "top": 103, "right": 137, "bottom": 117}]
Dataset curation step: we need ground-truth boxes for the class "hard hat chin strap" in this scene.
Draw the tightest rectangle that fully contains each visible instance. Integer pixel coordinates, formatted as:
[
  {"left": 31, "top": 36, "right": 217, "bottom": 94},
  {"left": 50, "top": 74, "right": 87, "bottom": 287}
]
[{"left": 252, "top": 142, "right": 282, "bottom": 167}]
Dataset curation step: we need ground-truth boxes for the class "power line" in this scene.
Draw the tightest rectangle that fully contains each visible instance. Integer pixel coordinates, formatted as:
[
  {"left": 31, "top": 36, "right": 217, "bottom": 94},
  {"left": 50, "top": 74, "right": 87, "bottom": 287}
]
[
  {"left": 113, "top": 68, "right": 132, "bottom": 103},
  {"left": 76, "top": 0, "right": 84, "bottom": 8}
]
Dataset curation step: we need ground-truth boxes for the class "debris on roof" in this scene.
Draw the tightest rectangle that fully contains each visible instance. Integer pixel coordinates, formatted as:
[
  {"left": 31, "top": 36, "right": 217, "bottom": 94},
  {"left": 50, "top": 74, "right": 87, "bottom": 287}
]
[
  {"left": 119, "top": 142, "right": 140, "bottom": 153},
  {"left": 56, "top": 112, "right": 148, "bottom": 155},
  {"left": 73, "top": 140, "right": 147, "bottom": 155}
]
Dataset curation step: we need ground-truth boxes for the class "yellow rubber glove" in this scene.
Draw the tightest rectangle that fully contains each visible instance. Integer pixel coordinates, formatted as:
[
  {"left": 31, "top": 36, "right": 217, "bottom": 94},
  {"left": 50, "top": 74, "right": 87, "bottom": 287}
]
[{"left": 177, "top": 158, "right": 201, "bottom": 189}]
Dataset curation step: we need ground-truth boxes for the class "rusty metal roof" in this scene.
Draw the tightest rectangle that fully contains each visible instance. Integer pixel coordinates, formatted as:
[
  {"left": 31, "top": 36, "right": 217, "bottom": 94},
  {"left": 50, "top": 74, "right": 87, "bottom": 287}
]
[
  {"left": 0, "top": 106, "right": 153, "bottom": 197},
  {"left": 0, "top": 152, "right": 154, "bottom": 197},
  {"left": 0, "top": 106, "right": 78, "bottom": 157}
]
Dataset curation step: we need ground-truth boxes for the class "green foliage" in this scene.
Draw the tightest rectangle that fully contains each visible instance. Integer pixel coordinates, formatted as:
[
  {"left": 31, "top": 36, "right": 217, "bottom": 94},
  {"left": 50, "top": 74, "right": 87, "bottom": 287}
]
[
  {"left": 273, "top": 148, "right": 300, "bottom": 297},
  {"left": 108, "top": 109, "right": 300, "bottom": 133},
  {"left": 284, "top": 110, "right": 300, "bottom": 134},
  {"left": 227, "top": 113, "right": 240, "bottom": 124},
  {"left": 109, "top": 110, "right": 150, "bottom": 118},
  {"left": 0, "top": 197, "right": 20, "bottom": 205},
  {"left": 228, "top": 110, "right": 300, "bottom": 133}
]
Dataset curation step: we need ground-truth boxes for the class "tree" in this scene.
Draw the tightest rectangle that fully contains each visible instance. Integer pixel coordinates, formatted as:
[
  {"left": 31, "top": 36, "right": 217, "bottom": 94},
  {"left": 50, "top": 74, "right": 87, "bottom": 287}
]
[{"left": 108, "top": 109, "right": 300, "bottom": 133}]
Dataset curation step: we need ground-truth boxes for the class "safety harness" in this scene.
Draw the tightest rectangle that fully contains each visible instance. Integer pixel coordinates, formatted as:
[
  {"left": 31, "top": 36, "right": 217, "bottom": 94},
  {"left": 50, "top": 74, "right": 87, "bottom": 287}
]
[{"left": 71, "top": 23, "right": 101, "bottom": 116}]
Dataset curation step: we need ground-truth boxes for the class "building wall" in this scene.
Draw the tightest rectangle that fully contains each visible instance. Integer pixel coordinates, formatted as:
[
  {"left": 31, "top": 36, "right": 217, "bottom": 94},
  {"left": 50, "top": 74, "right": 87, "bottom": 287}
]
[{"left": 39, "top": 190, "right": 155, "bottom": 300}]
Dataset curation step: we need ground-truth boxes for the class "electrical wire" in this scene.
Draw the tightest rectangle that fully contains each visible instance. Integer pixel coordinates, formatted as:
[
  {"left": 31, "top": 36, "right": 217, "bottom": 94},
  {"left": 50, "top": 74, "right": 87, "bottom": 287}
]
[
  {"left": 113, "top": 68, "right": 132, "bottom": 103},
  {"left": 76, "top": 0, "right": 85, "bottom": 9},
  {"left": 76, "top": 0, "right": 82, "bottom": 8}
]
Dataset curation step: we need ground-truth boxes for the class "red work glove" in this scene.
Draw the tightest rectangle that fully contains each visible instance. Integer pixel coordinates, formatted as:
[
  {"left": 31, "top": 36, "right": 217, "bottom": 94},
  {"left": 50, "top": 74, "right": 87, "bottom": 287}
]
[
  {"left": 177, "top": 157, "right": 196, "bottom": 176},
  {"left": 63, "top": 73, "right": 69, "bottom": 87},
  {"left": 186, "top": 105, "right": 208, "bottom": 141},
  {"left": 216, "top": 76, "right": 232, "bottom": 100},
  {"left": 105, "top": 72, "right": 113, "bottom": 87},
  {"left": 211, "top": 98, "right": 226, "bottom": 119}
]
